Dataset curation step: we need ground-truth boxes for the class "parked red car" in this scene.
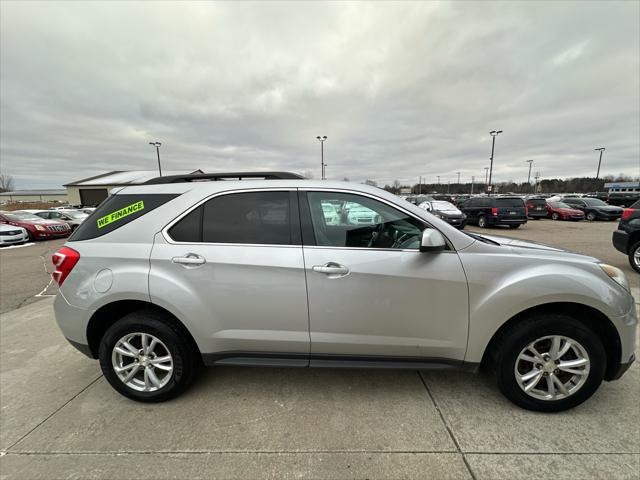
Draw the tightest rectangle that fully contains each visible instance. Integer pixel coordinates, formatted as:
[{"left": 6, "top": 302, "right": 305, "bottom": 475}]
[
  {"left": 0, "top": 211, "right": 71, "bottom": 240},
  {"left": 546, "top": 201, "right": 585, "bottom": 221}
]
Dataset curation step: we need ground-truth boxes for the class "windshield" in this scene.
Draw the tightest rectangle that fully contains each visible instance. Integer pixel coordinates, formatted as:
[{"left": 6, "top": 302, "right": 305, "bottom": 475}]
[
  {"left": 62, "top": 211, "right": 88, "bottom": 219},
  {"left": 3, "top": 212, "right": 42, "bottom": 221},
  {"left": 431, "top": 201, "right": 458, "bottom": 211},
  {"left": 550, "top": 202, "right": 571, "bottom": 209},
  {"left": 527, "top": 198, "right": 546, "bottom": 206},
  {"left": 583, "top": 198, "right": 607, "bottom": 206}
]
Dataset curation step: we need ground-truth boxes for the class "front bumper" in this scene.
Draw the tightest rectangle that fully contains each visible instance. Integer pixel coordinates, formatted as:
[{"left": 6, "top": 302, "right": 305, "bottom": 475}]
[
  {"left": 612, "top": 230, "right": 629, "bottom": 254},
  {"left": 0, "top": 233, "right": 29, "bottom": 245},
  {"left": 608, "top": 354, "right": 635, "bottom": 381}
]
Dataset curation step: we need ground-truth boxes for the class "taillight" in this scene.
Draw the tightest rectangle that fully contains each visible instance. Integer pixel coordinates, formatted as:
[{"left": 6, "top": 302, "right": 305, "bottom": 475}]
[
  {"left": 491, "top": 207, "right": 498, "bottom": 216},
  {"left": 52, "top": 247, "right": 80, "bottom": 286},
  {"left": 621, "top": 208, "right": 634, "bottom": 220}
]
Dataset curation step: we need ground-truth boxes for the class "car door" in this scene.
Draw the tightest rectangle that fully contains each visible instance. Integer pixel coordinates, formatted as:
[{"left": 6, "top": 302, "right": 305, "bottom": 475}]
[
  {"left": 149, "top": 189, "right": 310, "bottom": 364},
  {"left": 300, "top": 189, "right": 469, "bottom": 363}
]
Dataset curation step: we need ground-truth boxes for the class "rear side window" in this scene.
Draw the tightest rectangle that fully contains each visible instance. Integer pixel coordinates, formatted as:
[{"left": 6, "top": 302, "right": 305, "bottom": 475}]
[
  {"left": 496, "top": 198, "right": 524, "bottom": 207},
  {"left": 70, "top": 194, "right": 179, "bottom": 241},
  {"left": 167, "top": 191, "right": 295, "bottom": 245},
  {"left": 527, "top": 198, "right": 546, "bottom": 206}
]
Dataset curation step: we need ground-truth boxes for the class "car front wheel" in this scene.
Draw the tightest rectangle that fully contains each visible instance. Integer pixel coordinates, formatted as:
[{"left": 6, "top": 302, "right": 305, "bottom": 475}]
[
  {"left": 629, "top": 241, "right": 640, "bottom": 274},
  {"left": 586, "top": 212, "right": 596, "bottom": 221},
  {"left": 99, "top": 311, "right": 200, "bottom": 402},
  {"left": 551, "top": 212, "right": 560, "bottom": 220},
  {"left": 478, "top": 215, "right": 488, "bottom": 228},
  {"left": 493, "top": 314, "right": 605, "bottom": 412}
]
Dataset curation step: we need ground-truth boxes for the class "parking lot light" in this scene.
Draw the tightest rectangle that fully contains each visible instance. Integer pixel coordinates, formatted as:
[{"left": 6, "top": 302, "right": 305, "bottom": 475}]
[
  {"left": 526, "top": 160, "right": 534, "bottom": 190},
  {"left": 488, "top": 130, "right": 503, "bottom": 195},
  {"left": 316, "top": 136, "right": 327, "bottom": 180},
  {"left": 595, "top": 147, "right": 605, "bottom": 180},
  {"left": 149, "top": 142, "right": 162, "bottom": 177}
]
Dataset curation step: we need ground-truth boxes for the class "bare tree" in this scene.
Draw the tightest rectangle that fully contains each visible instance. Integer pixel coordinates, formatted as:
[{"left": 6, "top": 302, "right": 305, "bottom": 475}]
[
  {"left": 303, "top": 170, "right": 315, "bottom": 179},
  {"left": 0, "top": 173, "right": 14, "bottom": 193},
  {"left": 342, "top": 177, "right": 350, "bottom": 182},
  {"left": 363, "top": 179, "right": 378, "bottom": 187}
]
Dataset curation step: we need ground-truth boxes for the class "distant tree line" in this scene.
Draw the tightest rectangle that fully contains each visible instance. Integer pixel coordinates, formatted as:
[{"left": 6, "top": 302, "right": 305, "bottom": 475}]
[{"left": 380, "top": 174, "right": 638, "bottom": 196}]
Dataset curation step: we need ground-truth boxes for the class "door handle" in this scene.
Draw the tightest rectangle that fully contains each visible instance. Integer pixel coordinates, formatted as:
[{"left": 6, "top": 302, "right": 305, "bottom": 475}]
[
  {"left": 172, "top": 253, "right": 206, "bottom": 266},
  {"left": 312, "top": 262, "right": 349, "bottom": 276}
]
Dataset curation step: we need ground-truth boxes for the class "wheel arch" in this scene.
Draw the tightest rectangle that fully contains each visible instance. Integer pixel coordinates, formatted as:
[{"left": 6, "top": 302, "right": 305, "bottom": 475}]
[
  {"left": 480, "top": 302, "right": 621, "bottom": 381},
  {"left": 86, "top": 300, "right": 201, "bottom": 359}
]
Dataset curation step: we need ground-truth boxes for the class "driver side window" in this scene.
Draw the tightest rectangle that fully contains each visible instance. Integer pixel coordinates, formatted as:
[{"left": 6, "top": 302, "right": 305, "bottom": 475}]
[{"left": 306, "top": 192, "right": 424, "bottom": 249}]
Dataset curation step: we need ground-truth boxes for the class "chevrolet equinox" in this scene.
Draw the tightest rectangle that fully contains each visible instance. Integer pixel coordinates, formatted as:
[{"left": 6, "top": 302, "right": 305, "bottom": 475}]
[{"left": 52, "top": 172, "right": 637, "bottom": 411}]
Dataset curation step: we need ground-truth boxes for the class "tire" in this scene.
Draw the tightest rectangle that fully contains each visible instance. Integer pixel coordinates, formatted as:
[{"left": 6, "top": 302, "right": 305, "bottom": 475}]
[
  {"left": 532, "top": 217, "right": 540, "bottom": 220},
  {"left": 629, "top": 241, "right": 640, "bottom": 274},
  {"left": 492, "top": 314, "right": 606, "bottom": 412},
  {"left": 551, "top": 213, "right": 560, "bottom": 221},
  {"left": 99, "top": 311, "right": 200, "bottom": 402},
  {"left": 478, "top": 215, "right": 488, "bottom": 228},
  {"left": 509, "top": 224, "right": 521, "bottom": 229},
  {"left": 586, "top": 212, "right": 596, "bottom": 221}
]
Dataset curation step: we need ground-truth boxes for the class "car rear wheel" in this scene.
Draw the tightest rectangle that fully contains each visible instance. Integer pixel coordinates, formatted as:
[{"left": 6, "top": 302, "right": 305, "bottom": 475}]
[
  {"left": 551, "top": 212, "right": 560, "bottom": 220},
  {"left": 493, "top": 313, "right": 605, "bottom": 412},
  {"left": 99, "top": 311, "right": 200, "bottom": 402},
  {"left": 586, "top": 212, "right": 596, "bottom": 221},
  {"left": 478, "top": 215, "right": 488, "bottom": 228},
  {"left": 629, "top": 241, "right": 640, "bottom": 274},
  {"left": 509, "top": 224, "right": 520, "bottom": 229}
]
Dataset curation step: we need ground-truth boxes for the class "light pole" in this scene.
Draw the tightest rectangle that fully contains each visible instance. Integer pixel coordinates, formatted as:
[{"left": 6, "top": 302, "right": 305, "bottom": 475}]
[
  {"left": 437, "top": 175, "right": 440, "bottom": 192},
  {"left": 471, "top": 176, "right": 475, "bottom": 195},
  {"left": 149, "top": 142, "right": 162, "bottom": 176},
  {"left": 484, "top": 167, "right": 489, "bottom": 188},
  {"left": 456, "top": 171, "right": 461, "bottom": 185},
  {"left": 316, "top": 136, "right": 327, "bottom": 180},
  {"left": 595, "top": 147, "right": 605, "bottom": 180},
  {"left": 525, "top": 160, "right": 533, "bottom": 191},
  {"left": 487, "top": 130, "right": 503, "bottom": 195},
  {"left": 418, "top": 176, "right": 421, "bottom": 195}
]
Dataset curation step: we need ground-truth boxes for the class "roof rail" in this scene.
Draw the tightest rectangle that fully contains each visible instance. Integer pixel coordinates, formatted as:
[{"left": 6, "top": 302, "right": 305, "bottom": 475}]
[{"left": 143, "top": 171, "right": 305, "bottom": 184}]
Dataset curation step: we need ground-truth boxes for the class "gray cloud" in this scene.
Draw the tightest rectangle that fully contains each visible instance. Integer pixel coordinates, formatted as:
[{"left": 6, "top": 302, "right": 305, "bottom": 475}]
[{"left": 1, "top": 1, "right": 638, "bottom": 189}]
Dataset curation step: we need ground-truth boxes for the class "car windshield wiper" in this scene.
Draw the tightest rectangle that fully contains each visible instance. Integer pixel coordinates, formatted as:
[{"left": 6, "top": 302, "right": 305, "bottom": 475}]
[{"left": 465, "top": 232, "right": 500, "bottom": 245}]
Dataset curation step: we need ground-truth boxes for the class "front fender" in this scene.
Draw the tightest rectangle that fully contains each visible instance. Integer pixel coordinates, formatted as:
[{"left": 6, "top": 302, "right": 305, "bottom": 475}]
[{"left": 460, "top": 251, "right": 634, "bottom": 363}]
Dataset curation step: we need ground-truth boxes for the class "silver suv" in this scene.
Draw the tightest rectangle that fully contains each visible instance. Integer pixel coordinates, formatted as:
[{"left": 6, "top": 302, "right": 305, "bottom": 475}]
[{"left": 52, "top": 172, "right": 637, "bottom": 411}]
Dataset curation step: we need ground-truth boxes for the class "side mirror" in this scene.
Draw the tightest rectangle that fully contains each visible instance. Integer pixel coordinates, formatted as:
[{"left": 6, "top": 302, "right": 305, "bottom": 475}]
[{"left": 420, "top": 228, "right": 446, "bottom": 252}]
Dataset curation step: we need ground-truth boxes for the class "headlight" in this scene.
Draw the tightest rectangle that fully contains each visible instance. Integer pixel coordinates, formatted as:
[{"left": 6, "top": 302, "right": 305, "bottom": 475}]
[
  {"left": 35, "top": 225, "right": 46, "bottom": 231},
  {"left": 599, "top": 264, "right": 630, "bottom": 292}
]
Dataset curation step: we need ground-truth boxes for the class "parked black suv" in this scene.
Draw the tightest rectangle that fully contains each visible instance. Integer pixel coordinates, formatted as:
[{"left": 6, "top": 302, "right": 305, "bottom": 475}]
[
  {"left": 561, "top": 197, "right": 623, "bottom": 221},
  {"left": 612, "top": 200, "right": 640, "bottom": 273},
  {"left": 460, "top": 196, "right": 527, "bottom": 229},
  {"left": 524, "top": 197, "right": 548, "bottom": 220}
]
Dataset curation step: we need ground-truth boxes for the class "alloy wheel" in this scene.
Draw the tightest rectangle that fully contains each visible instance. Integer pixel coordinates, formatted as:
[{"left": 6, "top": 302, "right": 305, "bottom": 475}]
[
  {"left": 112, "top": 332, "right": 174, "bottom": 392},
  {"left": 514, "top": 335, "right": 590, "bottom": 401},
  {"left": 633, "top": 246, "right": 640, "bottom": 269}
]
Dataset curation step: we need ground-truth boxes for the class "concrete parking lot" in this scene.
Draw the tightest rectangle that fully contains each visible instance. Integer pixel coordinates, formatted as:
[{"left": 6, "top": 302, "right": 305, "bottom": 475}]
[{"left": 0, "top": 221, "right": 638, "bottom": 479}]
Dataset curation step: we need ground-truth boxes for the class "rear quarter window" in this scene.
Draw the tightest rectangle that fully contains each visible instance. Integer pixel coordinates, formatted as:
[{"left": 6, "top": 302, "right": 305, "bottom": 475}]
[
  {"left": 496, "top": 198, "right": 525, "bottom": 207},
  {"left": 70, "top": 194, "right": 179, "bottom": 241}
]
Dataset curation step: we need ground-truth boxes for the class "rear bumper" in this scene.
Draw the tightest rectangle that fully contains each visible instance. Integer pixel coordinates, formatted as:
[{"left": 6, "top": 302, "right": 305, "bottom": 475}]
[
  {"left": 54, "top": 292, "right": 94, "bottom": 356},
  {"left": 612, "top": 230, "right": 629, "bottom": 254},
  {"left": 488, "top": 217, "right": 527, "bottom": 226}
]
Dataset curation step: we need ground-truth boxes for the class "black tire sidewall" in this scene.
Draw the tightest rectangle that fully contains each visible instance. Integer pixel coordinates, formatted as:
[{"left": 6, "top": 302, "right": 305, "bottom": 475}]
[
  {"left": 99, "top": 312, "right": 195, "bottom": 402},
  {"left": 587, "top": 212, "right": 596, "bottom": 221},
  {"left": 495, "top": 315, "right": 606, "bottom": 412},
  {"left": 629, "top": 241, "right": 640, "bottom": 274}
]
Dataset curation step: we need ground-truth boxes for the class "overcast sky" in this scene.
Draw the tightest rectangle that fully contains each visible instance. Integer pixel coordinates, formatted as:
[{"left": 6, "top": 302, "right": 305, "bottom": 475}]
[{"left": 1, "top": 1, "right": 639, "bottom": 189}]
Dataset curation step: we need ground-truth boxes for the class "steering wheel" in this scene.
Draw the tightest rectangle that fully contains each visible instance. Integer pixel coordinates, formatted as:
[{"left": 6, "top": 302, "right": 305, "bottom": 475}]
[
  {"left": 392, "top": 231, "right": 421, "bottom": 249},
  {"left": 367, "top": 222, "right": 386, "bottom": 247}
]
